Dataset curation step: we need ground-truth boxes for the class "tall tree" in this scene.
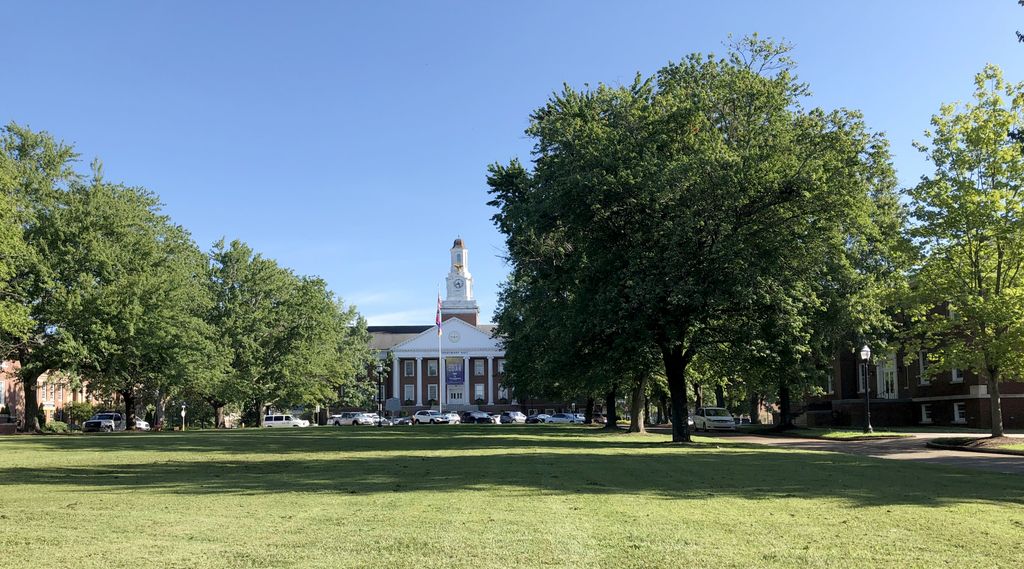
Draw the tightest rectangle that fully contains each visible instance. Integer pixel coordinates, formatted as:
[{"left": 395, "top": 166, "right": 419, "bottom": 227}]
[
  {"left": 908, "top": 64, "right": 1024, "bottom": 438},
  {"left": 0, "top": 124, "right": 79, "bottom": 432},
  {"left": 489, "top": 37, "right": 903, "bottom": 442}
]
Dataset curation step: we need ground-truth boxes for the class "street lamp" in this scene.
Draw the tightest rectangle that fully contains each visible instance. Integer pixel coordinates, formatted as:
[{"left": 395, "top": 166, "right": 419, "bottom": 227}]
[
  {"left": 180, "top": 403, "right": 187, "bottom": 432},
  {"left": 376, "top": 360, "right": 385, "bottom": 428},
  {"left": 860, "top": 344, "right": 873, "bottom": 434}
]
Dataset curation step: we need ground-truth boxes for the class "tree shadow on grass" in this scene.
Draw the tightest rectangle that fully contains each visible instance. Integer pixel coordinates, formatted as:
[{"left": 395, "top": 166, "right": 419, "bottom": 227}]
[
  {"left": 17, "top": 425, "right": 672, "bottom": 455},
  {"left": 1, "top": 440, "right": 1020, "bottom": 509}
]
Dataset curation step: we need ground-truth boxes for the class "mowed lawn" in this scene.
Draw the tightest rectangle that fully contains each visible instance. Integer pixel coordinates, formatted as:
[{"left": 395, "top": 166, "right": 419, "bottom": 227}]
[{"left": 1, "top": 427, "right": 1022, "bottom": 568}]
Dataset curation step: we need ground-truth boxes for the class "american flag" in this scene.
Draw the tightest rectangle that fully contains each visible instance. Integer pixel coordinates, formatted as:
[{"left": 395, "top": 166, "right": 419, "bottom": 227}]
[{"left": 436, "top": 293, "right": 442, "bottom": 336}]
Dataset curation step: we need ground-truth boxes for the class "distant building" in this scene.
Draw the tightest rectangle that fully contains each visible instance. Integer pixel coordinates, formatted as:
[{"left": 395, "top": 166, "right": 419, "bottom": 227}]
[
  {"left": 369, "top": 238, "right": 569, "bottom": 415},
  {"left": 0, "top": 360, "right": 95, "bottom": 427}
]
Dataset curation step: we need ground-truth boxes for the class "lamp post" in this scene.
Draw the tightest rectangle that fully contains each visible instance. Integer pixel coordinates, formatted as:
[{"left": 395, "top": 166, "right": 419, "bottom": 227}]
[
  {"left": 860, "top": 344, "right": 873, "bottom": 434},
  {"left": 180, "top": 403, "right": 187, "bottom": 432},
  {"left": 376, "top": 360, "right": 385, "bottom": 428}
]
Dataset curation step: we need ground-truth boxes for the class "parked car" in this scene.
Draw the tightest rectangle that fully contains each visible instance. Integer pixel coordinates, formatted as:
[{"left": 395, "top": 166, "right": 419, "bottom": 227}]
[
  {"left": 489, "top": 413, "right": 502, "bottom": 423},
  {"left": 263, "top": 414, "right": 310, "bottom": 427},
  {"left": 574, "top": 413, "right": 586, "bottom": 423},
  {"left": 327, "top": 412, "right": 377, "bottom": 426},
  {"left": 393, "top": 417, "right": 413, "bottom": 426},
  {"left": 83, "top": 412, "right": 126, "bottom": 433},
  {"left": 692, "top": 407, "right": 736, "bottom": 432},
  {"left": 412, "top": 410, "right": 448, "bottom": 424},
  {"left": 500, "top": 411, "right": 527, "bottom": 424},
  {"left": 592, "top": 413, "right": 607, "bottom": 424},
  {"left": 373, "top": 414, "right": 394, "bottom": 427},
  {"left": 461, "top": 411, "right": 496, "bottom": 424},
  {"left": 525, "top": 413, "right": 551, "bottom": 424},
  {"left": 546, "top": 412, "right": 582, "bottom": 424},
  {"left": 134, "top": 418, "right": 151, "bottom": 431},
  {"left": 442, "top": 412, "right": 461, "bottom": 424}
]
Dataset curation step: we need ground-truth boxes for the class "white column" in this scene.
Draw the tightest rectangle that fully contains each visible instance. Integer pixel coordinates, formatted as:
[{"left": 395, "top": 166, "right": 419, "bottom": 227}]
[
  {"left": 415, "top": 357, "right": 423, "bottom": 406},
  {"left": 391, "top": 353, "right": 399, "bottom": 402},
  {"left": 487, "top": 356, "right": 494, "bottom": 405},
  {"left": 464, "top": 355, "right": 470, "bottom": 406}
]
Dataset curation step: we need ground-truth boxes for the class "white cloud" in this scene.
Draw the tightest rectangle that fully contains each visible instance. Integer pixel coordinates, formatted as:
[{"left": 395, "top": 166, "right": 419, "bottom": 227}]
[{"left": 366, "top": 309, "right": 429, "bottom": 326}]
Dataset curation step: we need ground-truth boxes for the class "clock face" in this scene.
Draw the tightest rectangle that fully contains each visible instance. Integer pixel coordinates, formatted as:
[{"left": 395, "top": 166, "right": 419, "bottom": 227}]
[
  {"left": 448, "top": 331, "right": 461, "bottom": 343},
  {"left": 454, "top": 279, "right": 464, "bottom": 289}
]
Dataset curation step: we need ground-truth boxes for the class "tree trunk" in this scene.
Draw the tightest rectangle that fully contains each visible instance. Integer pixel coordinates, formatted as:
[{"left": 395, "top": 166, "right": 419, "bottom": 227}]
[
  {"left": 776, "top": 383, "right": 793, "bottom": 430},
  {"left": 628, "top": 375, "right": 648, "bottom": 433},
  {"left": 662, "top": 345, "right": 693, "bottom": 443},
  {"left": 749, "top": 392, "right": 761, "bottom": 425},
  {"left": 603, "top": 386, "right": 619, "bottom": 429},
  {"left": 658, "top": 394, "right": 668, "bottom": 425},
  {"left": 255, "top": 399, "right": 266, "bottom": 427},
  {"left": 122, "top": 389, "right": 136, "bottom": 431},
  {"left": 19, "top": 367, "right": 43, "bottom": 433},
  {"left": 693, "top": 382, "right": 703, "bottom": 410},
  {"left": 153, "top": 388, "right": 166, "bottom": 430},
  {"left": 212, "top": 402, "right": 226, "bottom": 429},
  {"left": 988, "top": 367, "right": 1004, "bottom": 437},
  {"left": 715, "top": 384, "right": 726, "bottom": 408},
  {"left": 584, "top": 397, "right": 595, "bottom": 424}
]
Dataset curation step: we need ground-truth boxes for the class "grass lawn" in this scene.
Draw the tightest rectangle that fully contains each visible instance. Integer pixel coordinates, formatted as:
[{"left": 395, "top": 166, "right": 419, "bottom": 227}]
[{"left": 1, "top": 426, "right": 1022, "bottom": 568}]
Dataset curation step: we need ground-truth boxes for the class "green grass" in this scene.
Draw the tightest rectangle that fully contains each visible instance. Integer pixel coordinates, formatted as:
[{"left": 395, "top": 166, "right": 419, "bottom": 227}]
[
  {"left": 997, "top": 443, "right": 1024, "bottom": 452},
  {"left": 1, "top": 426, "right": 1022, "bottom": 568}
]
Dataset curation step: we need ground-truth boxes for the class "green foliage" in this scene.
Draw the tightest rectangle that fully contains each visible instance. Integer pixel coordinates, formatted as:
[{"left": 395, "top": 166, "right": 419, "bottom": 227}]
[
  {"left": 41, "top": 420, "right": 69, "bottom": 434},
  {"left": 66, "top": 401, "right": 96, "bottom": 426},
  {"left": 488, "top": 36, "right": 909, "bottom": 440},
  {"left": 907, "top": 64, "right": 1024, "bottom": 436}
]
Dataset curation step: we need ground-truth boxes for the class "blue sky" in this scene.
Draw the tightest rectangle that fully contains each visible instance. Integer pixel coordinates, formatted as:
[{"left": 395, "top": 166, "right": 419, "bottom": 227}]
[{"left": 2, "top": 1, "right": 1023, "bottom": 324}]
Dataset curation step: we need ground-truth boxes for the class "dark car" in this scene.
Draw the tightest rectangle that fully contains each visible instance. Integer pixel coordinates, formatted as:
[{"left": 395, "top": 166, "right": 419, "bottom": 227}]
[
  {"left": 525, "top": 413, "right": 551, "bottom": 424},
  {"left": 393, "top": 417, "right": 413, "bottom": 426},
  {"left": 461, "top": 411, "right": 495, "bottom": 424}
]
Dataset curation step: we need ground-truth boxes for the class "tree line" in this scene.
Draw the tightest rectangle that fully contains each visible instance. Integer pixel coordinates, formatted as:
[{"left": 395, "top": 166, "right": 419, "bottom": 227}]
[
  {"left": 0, "top": 125, "right": 372, "bottom": 431},
  {"left": 488, "top": 36, "right": 1024, "bottom": 440}
]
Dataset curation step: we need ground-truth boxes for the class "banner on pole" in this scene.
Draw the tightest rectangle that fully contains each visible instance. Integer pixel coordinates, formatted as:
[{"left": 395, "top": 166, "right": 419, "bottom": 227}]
[{"left": 445, "top": 357, "right": 464, "bottom": 385}]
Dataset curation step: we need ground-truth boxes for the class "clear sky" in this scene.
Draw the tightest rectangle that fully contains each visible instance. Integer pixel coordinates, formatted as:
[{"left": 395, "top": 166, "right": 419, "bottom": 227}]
[{"left": 2, "top": 1, "right": 1022, "bottom": 325}]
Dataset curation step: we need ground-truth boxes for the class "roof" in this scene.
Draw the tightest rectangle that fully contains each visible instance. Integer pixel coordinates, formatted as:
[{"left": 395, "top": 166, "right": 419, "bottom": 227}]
[{"left": 368, "top": 322, "right": 499, "bottom": 352}]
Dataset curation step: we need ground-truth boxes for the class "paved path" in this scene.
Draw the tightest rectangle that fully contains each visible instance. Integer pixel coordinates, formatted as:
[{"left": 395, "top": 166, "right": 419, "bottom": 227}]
[{"left": 706, "top": 431, "right": 1024, "bottom": 475}]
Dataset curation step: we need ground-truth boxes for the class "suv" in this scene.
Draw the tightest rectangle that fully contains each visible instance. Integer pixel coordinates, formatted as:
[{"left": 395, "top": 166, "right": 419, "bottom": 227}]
[
  {"left": 83, "top": 412, "right": 126, "bottom": 433},
  {"left": 263, "top": 414, "right": 310, "bottom": 428},
  {"left": 412, "top": 410, "right": 447, "bottom": 424},
  {"left": 328, "top": 412, "right": 376, "bottom": 426},
  {"left": 500, "top": 411, "right": 527, "bottom": 424}
]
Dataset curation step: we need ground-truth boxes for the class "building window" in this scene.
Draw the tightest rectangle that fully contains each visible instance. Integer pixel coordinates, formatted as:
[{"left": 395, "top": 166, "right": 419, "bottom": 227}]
[
  {"left": 49, "top": 383, "right": 55, "bottom": 401},
  {"left": 427, "top": 384, "right": 438, "bottom": 402},
  {"left": 450, "top": 390, "right": 462, "bottom": 401},
  {"left": 918, "top": 351, "right": 930, "bottom": 385},
  {"left": 858, "top": 364, "right": 867, "bottom": 393},
  {"left": 497, "top": 359, "right": 505, "bottom": 373},
  {"left": 826, "top": 373, "right": 834, "bottom": 394},
  {"left": 474, "top": 383, "right": 485, "bottom": 402},
  {"left": 0, "top": 380, "right": 5, "bottom": 407},
  {"left": 427, "top": 360, "right": 438, "bottom": 377},
  {"left": 474, "top": 359, "right": 485, "bottom": 376},
  {"left": 403, "top": 360, "right": 414, "bottom": 377},
  {"left": 951, "top": 368, "right": 963, "bottom": 383},
  {"left": 920, "top": 404, "right": 933, "bottom": 424},
  {"left": 953, "top": 402, "right": 967, "bottom": 424},
  {"left": 403, "top": 384, "right": 414, "bottom": 403},
  {"left": 498, "top": 386, "right": 509, "bottom": 401}
]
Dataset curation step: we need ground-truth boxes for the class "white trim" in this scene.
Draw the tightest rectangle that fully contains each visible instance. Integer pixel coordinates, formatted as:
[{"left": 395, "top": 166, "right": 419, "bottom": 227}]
[
  {"left": 952, "top": 402, "right": 967, "bottom": 424},
  {"left": 415, "top": 356, "right": 423, "bottom": 406},
  {"left": 920, "top": 403, "right": 933, "bottom": 424},
  {"left": 0, "top": 379, "right": 5, "bottom": 407},
  {"left": 951, "top": 368, "right": 963, "bottom": 383},
  {"left": 918, "top": 351, "right": 930, "bottom": 385},
  {"left": 912, "top": 393, "right": 1024, "bottom": 402}
]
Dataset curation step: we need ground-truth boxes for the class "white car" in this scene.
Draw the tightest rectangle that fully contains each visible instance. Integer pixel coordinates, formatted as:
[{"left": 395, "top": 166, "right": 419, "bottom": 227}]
[
  {"left": 692, "top": 407, "right": 736, "bottom": 432},
  {"left": 328, "top": 412, "right": 376, "bottom": 426},
  {"left": 500, "top": 411, "right": 527, "bottom": 424},
  {"left": 442, "top": 412, "right": 461, "bottom": 424},
  {"left": 546, "top": 412, "right": 582, "bottom": 424},
  {"left": 83, "top": 412, "right": 126, "bottom": 433},
  {"left": 412, "top": 410, "right": 448, "bottom": 424},
  {"left": 263, "top": 414, "right": 310, "bottom": 427},
  {"left": 134, "top": 418, "right": 151, "bottom": 431}
]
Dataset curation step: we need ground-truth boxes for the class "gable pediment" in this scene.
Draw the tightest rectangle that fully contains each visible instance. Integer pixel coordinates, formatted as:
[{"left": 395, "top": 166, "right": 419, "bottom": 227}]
[{"left": 389, "top": 318, "right": 502, "bottom": 355}]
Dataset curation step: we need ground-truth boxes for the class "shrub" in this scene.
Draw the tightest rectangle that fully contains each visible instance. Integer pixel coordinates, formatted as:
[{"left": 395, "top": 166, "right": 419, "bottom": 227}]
[
  {"left": 498, "top": 398, "right": 509, "bottom": 405},
  {"left": 43, "top": 421, "right": 70, "bottom": 434},
  {"left": 67, "top": 401, "right": 96, "bottom": 426},
  {"left": 474, "top": 398, "right": 485, "bottom": 405},
  {"left": 403, "top": 399, "right": 414, "bottom": 406}
]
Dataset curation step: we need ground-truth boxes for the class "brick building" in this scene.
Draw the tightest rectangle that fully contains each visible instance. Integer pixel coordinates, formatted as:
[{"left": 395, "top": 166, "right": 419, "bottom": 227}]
[
  {"left": 0, "top": 360, "right": 94, "bottom": 427},
  {"left": 802, "top": 347, "right": 1024, "bottom": 430}
]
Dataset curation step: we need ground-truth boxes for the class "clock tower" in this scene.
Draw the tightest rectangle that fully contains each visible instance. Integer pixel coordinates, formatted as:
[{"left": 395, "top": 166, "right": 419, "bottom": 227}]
[{"left": 441, "top": 237, "right": 479, "bottom": 326}]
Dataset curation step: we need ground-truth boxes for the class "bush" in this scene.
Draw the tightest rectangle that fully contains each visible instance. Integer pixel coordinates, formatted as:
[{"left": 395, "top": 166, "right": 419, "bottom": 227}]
[
  {"left": 474, "top": 398, "right": 485, "bottom": 405},
  {"left": 42, "top": 421, "right": 70, "bottom": 434},
  {"left": 403, "top": 399, "right": 414, "bottom": 406},
  {"left": 67, "top": 401, "right": 96, "bottom": 426}
]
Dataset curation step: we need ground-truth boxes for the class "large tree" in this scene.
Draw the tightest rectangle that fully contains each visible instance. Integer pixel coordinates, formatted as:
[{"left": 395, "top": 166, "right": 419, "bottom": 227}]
[
  {"left": 0, "top": 124, "right": 79, "bottom": 431},
  {"left": 489, "top": 37, "right": 903, "bottom": 442},
  {"left": 908, "top": 64, "right": 1024, "bottom": 437}
]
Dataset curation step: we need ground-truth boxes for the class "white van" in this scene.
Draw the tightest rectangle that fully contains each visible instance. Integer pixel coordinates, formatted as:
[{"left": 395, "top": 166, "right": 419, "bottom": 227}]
[{"left": 263, "top": 414, "right": 310, "bottom": 428}]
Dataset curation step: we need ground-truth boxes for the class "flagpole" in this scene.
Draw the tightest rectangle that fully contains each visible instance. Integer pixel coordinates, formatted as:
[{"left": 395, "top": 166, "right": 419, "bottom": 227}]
[{"left": 437, "top": 287, "right": 444, "bottom": 415}]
